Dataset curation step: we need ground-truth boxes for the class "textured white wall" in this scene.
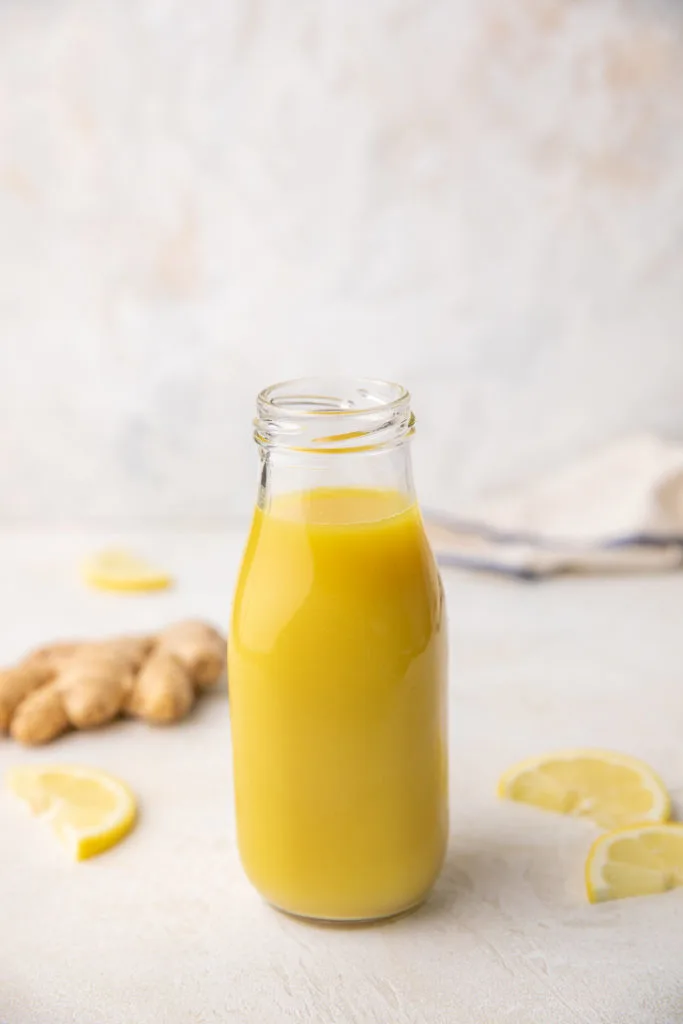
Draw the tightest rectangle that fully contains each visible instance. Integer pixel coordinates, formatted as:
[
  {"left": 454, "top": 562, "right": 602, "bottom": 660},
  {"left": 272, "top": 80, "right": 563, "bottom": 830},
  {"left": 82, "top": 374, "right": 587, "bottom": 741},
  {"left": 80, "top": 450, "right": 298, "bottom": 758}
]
[{"left": 1, "top": 0, "right": 683, "bottom": 525}]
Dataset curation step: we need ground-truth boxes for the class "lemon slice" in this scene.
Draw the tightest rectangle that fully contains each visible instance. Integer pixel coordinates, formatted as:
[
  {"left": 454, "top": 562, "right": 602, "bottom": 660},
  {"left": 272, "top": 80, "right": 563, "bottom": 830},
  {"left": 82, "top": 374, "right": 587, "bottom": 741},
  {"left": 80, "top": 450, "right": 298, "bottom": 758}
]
[
  {"left": 7, "top": 765, "right": 137, "bottom": 860},
  {"left": 82, "top": 549, "right": 173, "bottom": 592},
  {"left": 498, "top": 748, "right": 670, "bottom": 829},
  {"left": 586, "top": 823, "right": 683, "bottom": 902}
]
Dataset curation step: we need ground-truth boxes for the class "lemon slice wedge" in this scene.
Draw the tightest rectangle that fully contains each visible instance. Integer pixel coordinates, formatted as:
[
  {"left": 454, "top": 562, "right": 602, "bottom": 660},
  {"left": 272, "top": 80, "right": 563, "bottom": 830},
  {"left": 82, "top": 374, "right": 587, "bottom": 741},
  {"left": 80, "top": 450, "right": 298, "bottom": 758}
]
[
  {"left": 498, "top": 748, "right": 670, "bottom": 829},
  {"left": 586, "top": 823, "right": 683, "bottom": 902},
  {"left": 82, "top": 549, "right": 173, "bottom": 592},
  {"left": 7, "top": 765, "right": 137, "bottom": 859}
]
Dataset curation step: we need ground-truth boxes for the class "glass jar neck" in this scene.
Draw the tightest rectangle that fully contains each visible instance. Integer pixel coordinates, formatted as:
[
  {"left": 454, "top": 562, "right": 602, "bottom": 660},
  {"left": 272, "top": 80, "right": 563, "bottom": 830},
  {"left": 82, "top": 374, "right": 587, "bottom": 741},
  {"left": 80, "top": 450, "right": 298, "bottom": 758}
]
[{"left": 254, "top": 378, "right": 417, "bottom": 512}]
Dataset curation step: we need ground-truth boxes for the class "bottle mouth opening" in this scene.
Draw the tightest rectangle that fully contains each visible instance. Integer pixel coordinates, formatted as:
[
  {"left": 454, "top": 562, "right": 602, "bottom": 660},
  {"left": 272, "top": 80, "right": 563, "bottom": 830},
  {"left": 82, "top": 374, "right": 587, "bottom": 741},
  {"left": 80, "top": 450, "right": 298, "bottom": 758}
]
[{"left": 255, "top": 377, "right": 415, "bottom": 452}]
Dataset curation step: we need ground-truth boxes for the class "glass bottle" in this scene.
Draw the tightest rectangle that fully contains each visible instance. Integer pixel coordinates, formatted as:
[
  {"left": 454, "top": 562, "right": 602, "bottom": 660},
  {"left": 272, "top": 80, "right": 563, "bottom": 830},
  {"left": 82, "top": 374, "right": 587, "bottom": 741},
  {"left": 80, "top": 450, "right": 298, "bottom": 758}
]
[{"left": 229, "top": 378, "right": 448, "bottom": 922}]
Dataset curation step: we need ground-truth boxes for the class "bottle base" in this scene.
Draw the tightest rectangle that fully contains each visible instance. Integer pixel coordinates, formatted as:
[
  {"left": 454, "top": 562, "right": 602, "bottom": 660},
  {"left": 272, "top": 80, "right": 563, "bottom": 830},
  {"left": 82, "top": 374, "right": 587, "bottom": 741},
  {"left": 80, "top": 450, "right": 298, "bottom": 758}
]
[{"left": 266, "top": 892, "right": 429, "bottom": 926}]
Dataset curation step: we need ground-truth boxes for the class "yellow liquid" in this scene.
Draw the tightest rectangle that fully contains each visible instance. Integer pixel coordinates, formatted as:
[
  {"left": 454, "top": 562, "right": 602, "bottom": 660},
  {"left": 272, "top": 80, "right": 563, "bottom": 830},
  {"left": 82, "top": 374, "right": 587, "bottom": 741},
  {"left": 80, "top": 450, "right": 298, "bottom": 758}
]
[{"left": 229, "top": 487, "right": 448, "bottom": 921}]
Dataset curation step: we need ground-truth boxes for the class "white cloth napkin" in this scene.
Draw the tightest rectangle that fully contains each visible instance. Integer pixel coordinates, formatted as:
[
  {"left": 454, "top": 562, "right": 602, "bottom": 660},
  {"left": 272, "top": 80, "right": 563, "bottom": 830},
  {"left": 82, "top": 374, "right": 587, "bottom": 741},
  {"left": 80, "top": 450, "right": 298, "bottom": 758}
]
[{"left": 424, "top": 434, "right": 683, "bottom": 579}]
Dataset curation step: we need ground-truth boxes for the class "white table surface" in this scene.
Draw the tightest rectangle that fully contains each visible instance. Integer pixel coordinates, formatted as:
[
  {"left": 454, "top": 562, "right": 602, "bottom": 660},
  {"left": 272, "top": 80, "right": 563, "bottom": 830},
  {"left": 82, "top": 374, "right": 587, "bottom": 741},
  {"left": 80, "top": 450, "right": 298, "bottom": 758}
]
[{"left": 1, "top": 531, "right": 682, "bottom": 1024}]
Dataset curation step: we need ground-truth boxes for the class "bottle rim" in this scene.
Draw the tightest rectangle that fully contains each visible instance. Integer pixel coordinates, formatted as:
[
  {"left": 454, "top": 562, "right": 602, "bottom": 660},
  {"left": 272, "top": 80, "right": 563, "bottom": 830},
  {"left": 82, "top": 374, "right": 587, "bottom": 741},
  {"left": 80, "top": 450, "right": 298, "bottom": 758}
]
[{"left": 254, "top": 377, "right": 415, "bottom": 453}]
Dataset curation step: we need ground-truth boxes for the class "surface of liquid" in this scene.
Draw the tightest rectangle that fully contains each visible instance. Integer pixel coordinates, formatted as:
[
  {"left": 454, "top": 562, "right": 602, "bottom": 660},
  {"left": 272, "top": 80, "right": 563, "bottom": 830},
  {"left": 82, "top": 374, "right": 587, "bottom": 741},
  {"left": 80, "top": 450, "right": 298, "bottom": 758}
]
[{"left": 229, "top": 487, "right": 448, "bottom": 921}]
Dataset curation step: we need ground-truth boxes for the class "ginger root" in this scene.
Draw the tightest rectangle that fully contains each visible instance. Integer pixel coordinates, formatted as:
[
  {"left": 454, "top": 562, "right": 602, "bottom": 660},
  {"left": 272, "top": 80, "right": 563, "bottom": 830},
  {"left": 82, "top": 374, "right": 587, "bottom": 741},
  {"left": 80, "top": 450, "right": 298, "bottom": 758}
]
[
  {"left": 11, "top": 681, "right": 70, "bottom": 746},
  {"left": 0, "top": 621, "right": 225, "bottom": 746},
  {"left": 126, "top": 650, "right": 195, "bottom": 724},
  {"left": 0, "top": 663, "right": 54, "bottom": 732},
  {"left": 156, "top": 620, "right": 226, "bottom": 689}
]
